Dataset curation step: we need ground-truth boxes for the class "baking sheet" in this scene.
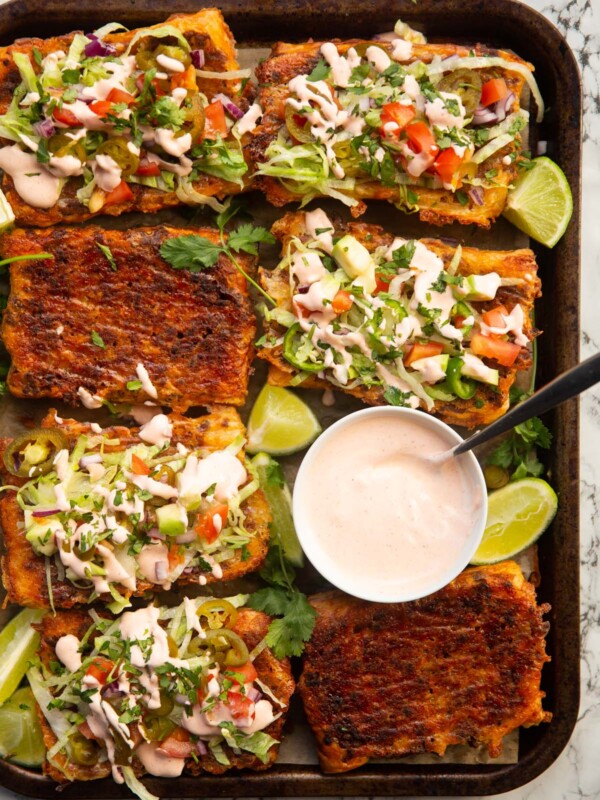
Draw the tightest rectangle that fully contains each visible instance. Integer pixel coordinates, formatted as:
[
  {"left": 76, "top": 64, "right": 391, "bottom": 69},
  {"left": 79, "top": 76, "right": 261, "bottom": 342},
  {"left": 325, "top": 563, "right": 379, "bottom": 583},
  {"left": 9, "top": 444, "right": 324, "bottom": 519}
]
[{"left": 0, "top": 1, "right": 582, "bottom": 794}]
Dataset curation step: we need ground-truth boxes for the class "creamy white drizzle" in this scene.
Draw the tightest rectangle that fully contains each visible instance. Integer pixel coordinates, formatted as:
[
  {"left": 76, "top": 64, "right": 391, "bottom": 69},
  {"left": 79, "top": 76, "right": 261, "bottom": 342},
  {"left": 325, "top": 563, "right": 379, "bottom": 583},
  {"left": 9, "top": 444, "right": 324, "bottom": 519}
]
[
  {"left": 77, "top": 387, "right": 103, "bottom": 409},
  {"left": 236, "top": 102, "right": 263, "bottom": 135},
  {"left": 135, "top": 362, "right": 158, "bottom": 399},
  {"left": 0, "top": 146, "right": 61, "bottom": 208},
  {"left": 138, "top": 413, "right": 173, "bottom": 447}
]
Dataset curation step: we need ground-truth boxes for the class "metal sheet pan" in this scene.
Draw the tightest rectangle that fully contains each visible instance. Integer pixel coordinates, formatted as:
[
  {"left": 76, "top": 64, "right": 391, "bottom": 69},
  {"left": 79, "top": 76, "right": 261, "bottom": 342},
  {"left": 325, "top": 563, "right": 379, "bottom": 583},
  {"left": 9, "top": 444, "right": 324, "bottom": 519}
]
[{"left": 0, "top": 0, "right": 581, "bottom": 796}]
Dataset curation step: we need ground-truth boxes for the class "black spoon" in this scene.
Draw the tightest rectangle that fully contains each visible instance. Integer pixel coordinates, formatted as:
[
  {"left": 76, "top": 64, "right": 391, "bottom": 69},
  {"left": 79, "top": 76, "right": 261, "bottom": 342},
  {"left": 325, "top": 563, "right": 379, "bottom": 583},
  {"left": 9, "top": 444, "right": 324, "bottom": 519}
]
[{"left": 448, "top": 351, "right": 600, "bottom": 458}]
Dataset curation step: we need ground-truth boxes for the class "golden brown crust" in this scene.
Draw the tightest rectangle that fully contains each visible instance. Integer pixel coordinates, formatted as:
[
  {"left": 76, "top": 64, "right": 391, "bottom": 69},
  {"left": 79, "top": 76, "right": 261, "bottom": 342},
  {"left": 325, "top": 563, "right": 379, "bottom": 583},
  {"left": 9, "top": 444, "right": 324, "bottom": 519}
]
[
  {"left": 257, "top": 211, "right": 541, "bottom": 428},
  {"left": 1, "top": 224, "right": 256, "bottom": 410},
  {"left": 36, "top": 606, "right": 294, "bottom": 781},
  {"left": 0, "top": 9, "right": 246, "bottom": 226},
  {"left": 299, "top": 562, "right": 551, "bottom": 773},
  {"left": 248, "top": 41, "right": 533, "bottom": 227},
  {"left": 0, "top": 408, "right": 270, "bottom": 608}
]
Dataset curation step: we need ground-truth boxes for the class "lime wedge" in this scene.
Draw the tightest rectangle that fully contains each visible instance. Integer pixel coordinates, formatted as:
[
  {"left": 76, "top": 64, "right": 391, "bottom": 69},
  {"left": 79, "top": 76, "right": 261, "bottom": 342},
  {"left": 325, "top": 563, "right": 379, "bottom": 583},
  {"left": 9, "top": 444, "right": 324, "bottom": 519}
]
[
  {"left": 0, "top": 608, "right": 44, "bottom": 704},
  {"left": 0, "top": 189, "right": 14, "bottom": 233},
  {"left": 471, "top": 478, "right": 558, "bottom": 565},
  {"left": 0, "top": 687, "right": 45, "bottom": 767},
  {"left": 253, "top": 452, "right": 304, "bottom": 566},
  {"left": 502, "top": 157, "right": 573, "bottom": 248},
  {"left": 246, "top": 385, "right": 321, "bottom": 456}
]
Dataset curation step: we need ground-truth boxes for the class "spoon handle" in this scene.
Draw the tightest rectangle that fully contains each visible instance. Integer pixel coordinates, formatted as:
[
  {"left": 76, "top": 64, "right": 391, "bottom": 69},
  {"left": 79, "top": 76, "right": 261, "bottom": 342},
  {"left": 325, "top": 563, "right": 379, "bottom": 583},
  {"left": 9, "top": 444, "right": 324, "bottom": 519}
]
[{"left": 453, "top": 351, "right": 600, "bottom": 456}]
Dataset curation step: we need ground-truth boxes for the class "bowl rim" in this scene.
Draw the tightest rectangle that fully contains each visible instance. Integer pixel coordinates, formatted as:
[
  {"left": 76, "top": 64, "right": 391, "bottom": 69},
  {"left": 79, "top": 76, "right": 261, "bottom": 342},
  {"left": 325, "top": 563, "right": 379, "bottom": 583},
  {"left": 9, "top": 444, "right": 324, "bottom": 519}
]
[{"left": 292, "top": 405, "right": 489, "bottom": 603}]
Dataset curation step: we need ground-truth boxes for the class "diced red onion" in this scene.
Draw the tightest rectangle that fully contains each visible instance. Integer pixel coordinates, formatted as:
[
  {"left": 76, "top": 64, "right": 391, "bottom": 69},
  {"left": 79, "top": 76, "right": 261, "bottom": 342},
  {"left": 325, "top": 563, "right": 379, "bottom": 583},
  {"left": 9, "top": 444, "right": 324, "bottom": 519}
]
[
  {"left": 473, "top": 106, "right": 498, "bottom": 125},
  {"left": 213, "top": 93, "right": 244, "bottom": 120},
  {"left": 191, "top": 49, "right": 205, "bottom": 69},
  {"left": 32, "top": 508, "right": 61, "bottom": 518},
  {"left": 247, "top": 687, "right": 262, "bottom": 703},
  {"left": 537, "top": 140, "right": 547, "bottom": 156},
  {"left": 101, "top": 683, "right": 124, "bottom": 699},
  {"left": 155, "top": 560, "right": 168, "bottom": 581},
  {"left": 33, "top": 119, "right": 55, "bottom": 138},
  {"left": 84, "top": 33, "right": 117, "bottom": 58},
  {"left": 297, "top": 285, "right": 309, "bottom": 295},
  {"left": 503, "top": 91, "right": 516, "bottom": 113},
  {"left": 175, "top": 530, "right": 197, "bottom": 544},
  {"left": 148, "top": 528, "right": 165, "bottom": 540},
  {"left": 195, "top": 740, "right": 208, "bottom": 756},
  {"left": 372, "top": 31, "right": 396, "bottom": 41},
  {"left": 468, "top": 187, "right": 484, "bottom": 206},
  {"left": 79, "top": 454, "right": 102, "bottom": 469}
]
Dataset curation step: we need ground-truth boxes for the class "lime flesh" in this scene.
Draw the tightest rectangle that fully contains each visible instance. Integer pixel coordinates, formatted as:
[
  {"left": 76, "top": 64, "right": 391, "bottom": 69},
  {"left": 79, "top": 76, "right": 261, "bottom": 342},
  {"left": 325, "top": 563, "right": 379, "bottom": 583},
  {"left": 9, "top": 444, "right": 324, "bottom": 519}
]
[
  {"left": 253, "top": 452, "right": 304, "bottom": 566},
  {"left": 246, "top": 385, "right": 321, "bottom": 456},
  {"left": 0, "top": 687, "right": 45, "bottom": 767},
  {"left": 0, "top": 608, "right": 43, "bottom": 705},
  {"left": 503, "top": 157, "right": 573, "bottom": 248},
  {"left": 471, "top": 478, "right": 558, "bottom": 565}
]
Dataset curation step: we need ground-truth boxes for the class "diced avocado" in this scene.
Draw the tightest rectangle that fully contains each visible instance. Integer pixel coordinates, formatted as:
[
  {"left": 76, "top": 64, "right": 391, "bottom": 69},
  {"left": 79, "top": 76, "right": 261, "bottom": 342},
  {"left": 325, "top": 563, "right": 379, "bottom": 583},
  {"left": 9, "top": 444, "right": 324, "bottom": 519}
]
[
  {"left": 331, "top": 235, "right": 376, "bottom": 293},
  {"left": 460, "top": 274, "right": 501, "bottom": 301},
  {"left": 461, "top": 360, "right": 499, "bottom": 386},
  {"left": 156, "top": 503, "right": 188, "bottom": 537},
  {"left": 25, "top": 523, "right": 58, "bottom": 556},
  {"left": 410, "top": 354, "right": 449, "bottom": 383}
]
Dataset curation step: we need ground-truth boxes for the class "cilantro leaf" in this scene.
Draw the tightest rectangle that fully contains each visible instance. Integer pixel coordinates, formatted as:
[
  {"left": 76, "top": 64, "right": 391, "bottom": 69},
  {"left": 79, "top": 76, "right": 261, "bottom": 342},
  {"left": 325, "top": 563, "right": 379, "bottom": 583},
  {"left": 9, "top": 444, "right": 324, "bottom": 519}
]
[
  {"left": 160, "top": 234, "right": 222, "bottom": 271},
  {"left": 259, "top": 545, "right": 294, "bottom": 588},
  {"left": 265, "top": 459, "right": 284, "bottom": 488},
  {"left": 90, "top": 330, "right": 105, "bottom": 348},
  {"left": 150, "top": 96, "right": 185, "bottom": 128},
  {"left": 486, "top": 416, "right": 551, "bottom": 479},
  {"left": 96, "top": 242, "right": 117, "bottom": 271},
  {"left": 247, "top": 586, "right": 290, "bottom": 617},
  {"left": 126, "top": 380, "right": 142, "bottom": 391},
  {"left": 228, "top": 223, "right": 276, "bottom": 256},
  {"left": 383, "top": 386, "right": 412, "bottom": 407},
  {"left": 265, "top": 592, "right": 316, "bottom": 659},
  {"left": 307, "top": 59, "right": 330, "bottom": 82}
]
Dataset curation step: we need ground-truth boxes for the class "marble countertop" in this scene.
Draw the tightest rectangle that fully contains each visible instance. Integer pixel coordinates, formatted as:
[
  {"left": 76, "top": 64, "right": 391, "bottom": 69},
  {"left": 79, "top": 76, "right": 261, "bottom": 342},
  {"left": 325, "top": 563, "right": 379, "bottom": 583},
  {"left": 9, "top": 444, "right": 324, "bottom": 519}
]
[{"left": 0, "top": 0, "right": 597, "bottom": 798}]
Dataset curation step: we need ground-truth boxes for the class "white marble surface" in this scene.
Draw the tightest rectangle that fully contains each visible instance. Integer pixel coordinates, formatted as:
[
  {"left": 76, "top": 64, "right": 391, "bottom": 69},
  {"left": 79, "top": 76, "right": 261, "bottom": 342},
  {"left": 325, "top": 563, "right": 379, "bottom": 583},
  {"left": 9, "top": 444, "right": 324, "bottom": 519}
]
[{"left": 0, "top": 0, "right": 597, "bottom": 799}]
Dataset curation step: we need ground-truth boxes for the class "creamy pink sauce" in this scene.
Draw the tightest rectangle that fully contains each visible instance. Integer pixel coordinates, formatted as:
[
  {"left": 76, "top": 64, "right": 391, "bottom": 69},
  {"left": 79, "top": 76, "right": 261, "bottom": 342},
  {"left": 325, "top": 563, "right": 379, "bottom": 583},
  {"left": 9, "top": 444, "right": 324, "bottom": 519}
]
[{"left": 296, "top": 413, "right": 483, "bottom": 600}]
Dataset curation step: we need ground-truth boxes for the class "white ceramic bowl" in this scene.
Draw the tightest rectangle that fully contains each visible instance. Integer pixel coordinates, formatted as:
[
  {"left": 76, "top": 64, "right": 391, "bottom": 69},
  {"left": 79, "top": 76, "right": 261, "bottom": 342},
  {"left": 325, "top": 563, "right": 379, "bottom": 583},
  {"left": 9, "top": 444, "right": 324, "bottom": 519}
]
[{"left": 292, "top": 406, "right": 488, "bottom": 603}]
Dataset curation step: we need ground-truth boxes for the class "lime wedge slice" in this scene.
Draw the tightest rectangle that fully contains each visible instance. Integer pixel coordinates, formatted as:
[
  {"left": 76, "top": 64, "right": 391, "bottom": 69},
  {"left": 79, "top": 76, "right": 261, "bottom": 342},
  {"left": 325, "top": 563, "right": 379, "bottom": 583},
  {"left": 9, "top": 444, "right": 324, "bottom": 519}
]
[
  {"left": 0, "top": 189, "right": 14, "bottom": 233},
  {"left": 0, "top": 608, "right": 44, "bottom": 704},
  {"left": 253, "top": 452, "right": 303, "bottom": 566},
  {"left": 471, "top": 478, "right": 558, "bottom": 565},
  {"left": 502, "top": 157, "right": 573, "bottom": 248},
  {"left": 0, "top": 687, "right": 45, "bottom": 767},
  {"left": 246, "top": 385, "right": 321, "bottom": 456}
]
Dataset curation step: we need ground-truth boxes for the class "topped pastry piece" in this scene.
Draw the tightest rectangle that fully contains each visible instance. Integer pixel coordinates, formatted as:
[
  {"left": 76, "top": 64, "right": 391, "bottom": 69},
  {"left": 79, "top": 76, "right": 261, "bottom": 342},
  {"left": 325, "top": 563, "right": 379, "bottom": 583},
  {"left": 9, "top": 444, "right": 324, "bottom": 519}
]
[
  {"left": 0, "top": 9, "right": 253, "bottom": 225},
  {"left": 248, "top": 35, "right": 542, "bottom": 226},
  {"left": 257, "top": 209, "right": 541, "bottom": 427},
  {"left": 1, "top": 223, "right": 256, "bottom": 410}
]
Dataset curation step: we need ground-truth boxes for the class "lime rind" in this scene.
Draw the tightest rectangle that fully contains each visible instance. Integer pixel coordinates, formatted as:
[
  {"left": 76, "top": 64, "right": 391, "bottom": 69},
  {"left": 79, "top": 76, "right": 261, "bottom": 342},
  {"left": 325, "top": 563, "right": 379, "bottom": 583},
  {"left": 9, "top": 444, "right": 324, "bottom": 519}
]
[
  {"left": 0, "top": 687, "right": 45, "bottom": 767},
  {"left": 503, "top": 157, "right": 573, "bottom": 248},
  {"left": 471, "top": 477, "right": 558, "bottom": 565}
]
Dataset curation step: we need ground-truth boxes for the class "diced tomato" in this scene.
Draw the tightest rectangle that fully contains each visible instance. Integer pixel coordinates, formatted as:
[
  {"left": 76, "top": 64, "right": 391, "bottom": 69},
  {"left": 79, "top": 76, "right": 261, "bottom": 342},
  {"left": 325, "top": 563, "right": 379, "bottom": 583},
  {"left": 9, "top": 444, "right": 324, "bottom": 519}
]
[
  {"left": 405, "top": 122, "right": 438, "bottom": 157},
  {"left": 103, "top": 180, "right": 134, "bottom": 207},
  {"left": 226, "top": 661, "right": 258, "bottom": 687},
  {"left": 106, "top": 87, "right": 136, "bottom": 106},
  {"left": 170, "top": 65, "right": 198, "bottom": 92},
  {"left": 470, "top": 333, "right": 521, "bottom": 366},
  {"left": 131, "top": 453, "right": 150, "bottom": 475},
  {"left": 89, "top": 100, "right": 113, "bottom": 118},
  {"left": 331, "top": 290, "right": 353, "bottom": 315},
  {"left": 85, "top": 656, "right": 114, "bottom": 685},
  {"left": 480, "top": 78, "right": 509, "bottom": 108},
  {"left": 194, "top": 503, "right": 228, "bottom": 544},
  {"left": 158, "top": 728, "right": 194, "bottom": 758},
  {"left": 380, "top": 102, "right": 416, "bottom": 136},
  {"left": 227, "top": 691, "right": 255, "bottom": 721},
  {"left": 374, "top": 273, "right": 392, "bottom": 294},
  {"left": 204, "top": 101, "right": 228, "bottom": 138},
  {"left": 78, "top": 721, "right": 97, "bottom": 740},
  {"left": 454, "top": 315, "right": 466, "bottom": 328},
  {"left": 135, "top": 74, "right": 165, "bottom": 97},
  {"left": 404, "top": 341, "right": 444, "bottom": 367},
  {"left": 433, "top": 147, "right": 464, "bottom": 185},
  {"left": 481, "top": 305, "right": 508, "bottom": 328},
  {"left": 136, "top": 159, "right": 161, "bottom": 177},
  {"left": 52, "top": 106, "right": 80, "bottom": 127}
]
